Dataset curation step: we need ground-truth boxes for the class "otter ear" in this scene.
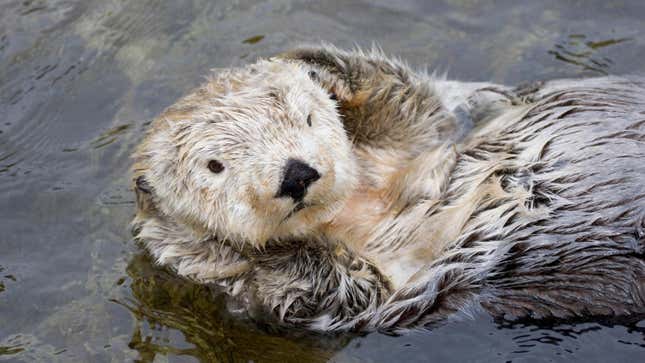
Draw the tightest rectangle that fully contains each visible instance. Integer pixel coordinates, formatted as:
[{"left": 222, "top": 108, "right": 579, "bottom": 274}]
[
  {"left": 134, "top": 175, "right": 159, "bottom": 218},
  {"left": 277, "top": 45, "right": 357, "bottom": 101},
  {"left": 278, "top": 46, "right": 349, "bottom": 74},
  {"left": 135, "top": 175, "right": 152, "bottom": 194}
]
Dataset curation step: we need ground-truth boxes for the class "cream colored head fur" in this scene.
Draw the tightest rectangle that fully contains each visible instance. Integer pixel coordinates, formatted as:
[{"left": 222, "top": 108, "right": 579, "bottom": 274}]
[{"left": 133, "top": 59, "right": 357, "bottom": 247}]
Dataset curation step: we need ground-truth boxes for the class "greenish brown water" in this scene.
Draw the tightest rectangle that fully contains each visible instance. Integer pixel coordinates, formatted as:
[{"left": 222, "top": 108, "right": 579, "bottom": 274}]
[{"left": 1, "top": 1, "right": 644, "bottom": 362}]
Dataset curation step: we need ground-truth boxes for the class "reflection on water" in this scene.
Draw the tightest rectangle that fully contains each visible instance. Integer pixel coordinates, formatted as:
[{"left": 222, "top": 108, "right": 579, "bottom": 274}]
[
  {"left": 90, "top": 124, "right": 132, "bottom": 149},
  {"left": 243, "top": 35, "right": 266, "bottom": 45},
  {"left": 499, "top": 319, "right": 645, "bottom": 356},
  {"left": 0, "top": 265, "right": 16, "bottom": 294},
  {"left": 0, "top": 335, "right": 26, "bottom": 357},
  {"left": 113, "top": 253, "right": 348, "bottom": 362},
  {"left": 548, "top": 34, "right": 633, "bottom": 75},
  {"left": 1, "top": 0, "right": 645, "bottom": 362}
]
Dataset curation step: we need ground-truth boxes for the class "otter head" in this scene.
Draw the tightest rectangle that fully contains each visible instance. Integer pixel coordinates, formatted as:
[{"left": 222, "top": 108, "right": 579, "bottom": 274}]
[{"left": 133, "top": 59, "right": 357, "bottom": 247}]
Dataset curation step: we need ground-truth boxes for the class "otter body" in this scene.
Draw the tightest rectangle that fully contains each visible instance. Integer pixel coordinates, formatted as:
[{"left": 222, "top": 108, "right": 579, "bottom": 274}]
[{"left": 133, "top": 46, "right": 645, "bottom": 332}]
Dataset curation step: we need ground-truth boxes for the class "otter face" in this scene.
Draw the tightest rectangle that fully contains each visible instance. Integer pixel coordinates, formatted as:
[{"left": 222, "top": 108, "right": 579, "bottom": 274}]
[{"left": 134, "top": 59, "right": 357, "bottom": 246}]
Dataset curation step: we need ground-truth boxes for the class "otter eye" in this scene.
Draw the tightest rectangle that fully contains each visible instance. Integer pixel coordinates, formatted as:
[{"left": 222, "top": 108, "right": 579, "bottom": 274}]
[
  {"left": 307, "top": 114, "right": 312, "bottom": 127},
  {"left": 308, "top": 70, "right": 318, "bottom": 81},
  {"left": 207, "top": 160, "right": 225, "bottom": 174}
]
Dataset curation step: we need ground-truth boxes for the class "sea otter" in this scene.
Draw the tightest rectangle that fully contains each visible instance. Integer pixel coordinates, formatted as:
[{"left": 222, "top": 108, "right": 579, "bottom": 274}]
[{"left": 132, "top": 45, "right": 645, "bottom": 332}]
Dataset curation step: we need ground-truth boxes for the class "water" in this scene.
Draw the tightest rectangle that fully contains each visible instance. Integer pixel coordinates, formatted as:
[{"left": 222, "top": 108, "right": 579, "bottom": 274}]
[{"left": 1, "top": 0, "right": 644, "bottom": 361}]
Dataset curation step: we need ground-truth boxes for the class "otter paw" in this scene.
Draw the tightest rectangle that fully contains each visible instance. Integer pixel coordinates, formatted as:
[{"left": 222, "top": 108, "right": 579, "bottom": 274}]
[
  {"left": 318, "top": 256, "right": 392, "bottom": 327},
  {"left": 251, "top": 244, "right": 392, "bottom": 330},
  {"left": 252, "top": 267, "right": 318, "bottom": 323}
]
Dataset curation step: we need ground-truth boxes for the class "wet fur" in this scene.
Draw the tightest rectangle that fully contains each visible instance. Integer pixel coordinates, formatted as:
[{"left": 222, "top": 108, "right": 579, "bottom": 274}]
[{"left": 133, "top": 45, "right": 645, "bottom": 332}]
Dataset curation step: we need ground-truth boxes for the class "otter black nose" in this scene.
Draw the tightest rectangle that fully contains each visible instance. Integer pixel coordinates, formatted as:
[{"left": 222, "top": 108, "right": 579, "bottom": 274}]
[{"left": 277, "top": 159, "right": 320, "bottom": 202}]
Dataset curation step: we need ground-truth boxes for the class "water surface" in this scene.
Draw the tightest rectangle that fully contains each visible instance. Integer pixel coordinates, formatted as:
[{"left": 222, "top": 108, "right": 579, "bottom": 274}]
[{"left": 1, "top": 1, "right": 644, "bottom": 362}]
